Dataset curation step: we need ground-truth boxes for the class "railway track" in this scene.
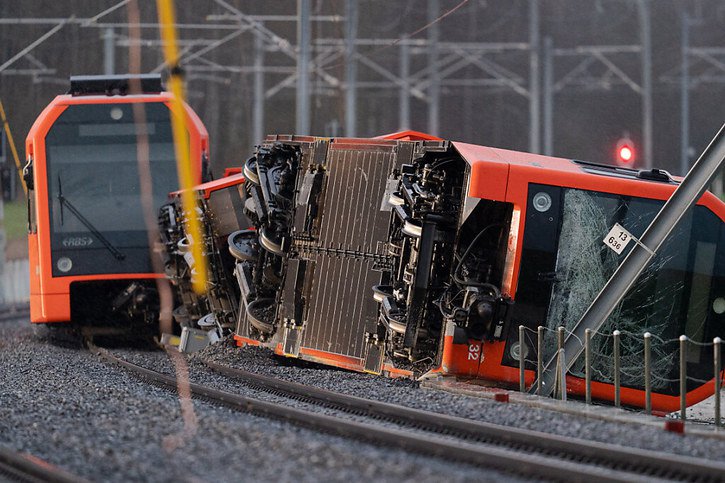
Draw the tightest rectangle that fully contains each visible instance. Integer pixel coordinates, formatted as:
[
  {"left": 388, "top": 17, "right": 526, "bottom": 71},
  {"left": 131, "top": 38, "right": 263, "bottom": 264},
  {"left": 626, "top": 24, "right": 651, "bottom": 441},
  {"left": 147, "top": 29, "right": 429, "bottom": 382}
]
[
  {"left": 0, "top": 447, "right": 82, "bottom": 483},
  {"left": 0, "top": 304, "right": 30, "bottom": 324},
  {"left": 91, "top": 344, "right": 725, "bottom": 482}
]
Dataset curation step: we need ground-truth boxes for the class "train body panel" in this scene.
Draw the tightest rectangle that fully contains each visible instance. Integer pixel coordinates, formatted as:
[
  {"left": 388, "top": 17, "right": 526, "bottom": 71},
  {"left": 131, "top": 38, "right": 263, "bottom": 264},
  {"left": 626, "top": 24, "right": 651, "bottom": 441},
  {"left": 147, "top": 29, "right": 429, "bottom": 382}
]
[
  {"left": 26, "top": 76, "right": 207, "bottom": 324},
  {"left": 209, "top": 133, "right": 725, "bottom": 412}
]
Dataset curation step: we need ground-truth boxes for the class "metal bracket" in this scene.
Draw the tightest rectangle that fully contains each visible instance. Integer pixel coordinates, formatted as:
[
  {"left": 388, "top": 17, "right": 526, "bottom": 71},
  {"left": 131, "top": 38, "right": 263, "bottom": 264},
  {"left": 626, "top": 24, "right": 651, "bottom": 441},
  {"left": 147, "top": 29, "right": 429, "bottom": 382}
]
[
  {"left": 282, "top": 318, "right": 304, "bottom": 357},
  {"left": 363, "top": 332, "right": 385, "bottom": 374}
]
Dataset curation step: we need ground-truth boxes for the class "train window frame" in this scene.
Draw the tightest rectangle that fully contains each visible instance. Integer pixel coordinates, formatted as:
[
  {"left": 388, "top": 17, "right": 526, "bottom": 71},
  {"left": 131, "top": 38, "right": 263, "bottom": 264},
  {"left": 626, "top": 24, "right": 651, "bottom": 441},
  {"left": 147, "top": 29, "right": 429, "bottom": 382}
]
[
  {"left": 508, "top": 183, "right": 725, "bottom": 395},
  {"left": 42, "top": 102, "right": 181, "bottom": 276}
]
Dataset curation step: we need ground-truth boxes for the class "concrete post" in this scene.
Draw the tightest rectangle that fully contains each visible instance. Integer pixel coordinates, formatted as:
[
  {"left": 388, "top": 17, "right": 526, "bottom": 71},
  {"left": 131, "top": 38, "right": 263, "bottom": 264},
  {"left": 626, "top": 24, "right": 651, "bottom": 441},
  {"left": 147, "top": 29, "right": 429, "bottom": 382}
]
[
  {"left": 399, "top": 42, "right": 410, "bottom": 131},
  {"left": 638, "top": 0, "right": 653, "bottom": 169},
  {"left": 253, "top": 28, "right": 265, "bottom": 145},
  {"left": 427, "top": 0, "right": 440, "bottom": 136},
  {"left": 680, "top": 12, "right": 690, "bottom": 176},
  {"left": 103, "top": 27, "right": 115, "bottom": 75},
  {"left": 528, "top": 0, "right": 541, "bottom": 154},
  {"left": 542, "top": 36, "right": 554, "bottom": 156},
  {"left": 345, "top": 0, "right": 358, "bottom": 137},
  {"left": 296, "top": 0, "right": 311, "bottom": 134}
]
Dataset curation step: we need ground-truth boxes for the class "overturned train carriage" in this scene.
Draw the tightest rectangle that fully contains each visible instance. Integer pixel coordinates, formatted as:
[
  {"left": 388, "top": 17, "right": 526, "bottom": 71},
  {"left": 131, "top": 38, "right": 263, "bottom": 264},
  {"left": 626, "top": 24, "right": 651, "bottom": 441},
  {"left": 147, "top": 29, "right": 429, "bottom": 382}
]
[
  {"left": 159, "top": 173, "right": 249, "bottom": 339},
  {"left": 221, "top": 133, "right": 725, "bottom": 412}
]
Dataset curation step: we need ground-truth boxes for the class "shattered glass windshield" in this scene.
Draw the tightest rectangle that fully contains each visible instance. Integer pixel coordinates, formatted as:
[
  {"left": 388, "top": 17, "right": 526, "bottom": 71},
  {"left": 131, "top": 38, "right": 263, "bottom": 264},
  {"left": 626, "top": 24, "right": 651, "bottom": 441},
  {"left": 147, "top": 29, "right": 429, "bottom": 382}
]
[{"left": 544, "top": 187, "right": 724, "bottom": 393}]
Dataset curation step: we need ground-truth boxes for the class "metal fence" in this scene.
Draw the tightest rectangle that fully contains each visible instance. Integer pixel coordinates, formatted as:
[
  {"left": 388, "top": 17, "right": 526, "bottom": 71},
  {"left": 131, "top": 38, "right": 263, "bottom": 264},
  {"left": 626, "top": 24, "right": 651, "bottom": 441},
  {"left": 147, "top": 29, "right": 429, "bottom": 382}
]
[
  {"left": 516, "top": 324, "right": 724, "bottom": 426},
  {"left": 1, "top": 258, "right": 29, "bottom": 305}
]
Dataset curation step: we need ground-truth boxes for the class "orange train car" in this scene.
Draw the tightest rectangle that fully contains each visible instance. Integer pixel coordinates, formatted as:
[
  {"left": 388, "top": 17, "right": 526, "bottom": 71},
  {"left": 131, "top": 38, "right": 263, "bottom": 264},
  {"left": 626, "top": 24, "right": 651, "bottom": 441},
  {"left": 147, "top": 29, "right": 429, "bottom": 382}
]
[
  {"left": 227, "top": 131, "right": 725, "bottom": 412},
  {"left": 25, "top": 74, "right": 208, "bottom": 326}
]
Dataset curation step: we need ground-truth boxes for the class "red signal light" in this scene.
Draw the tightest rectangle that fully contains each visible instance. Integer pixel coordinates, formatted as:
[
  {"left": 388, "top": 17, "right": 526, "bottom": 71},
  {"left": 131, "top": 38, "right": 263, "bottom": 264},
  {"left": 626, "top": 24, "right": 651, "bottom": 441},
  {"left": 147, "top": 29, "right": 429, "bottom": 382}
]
[
  {"left": 619, "top": 145, "right": 633, "bottom": 162},
  {"left": 615, "top": 137, "right": 636, "bottom": 166}
]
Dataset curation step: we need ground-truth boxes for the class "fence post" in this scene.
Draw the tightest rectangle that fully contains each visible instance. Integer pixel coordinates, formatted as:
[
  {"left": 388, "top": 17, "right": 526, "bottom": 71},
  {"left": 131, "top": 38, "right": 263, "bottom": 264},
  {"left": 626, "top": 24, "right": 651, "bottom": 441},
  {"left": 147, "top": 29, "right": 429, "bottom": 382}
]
[
  {"left": 714, "top": 337, "right": 721, "bottom": 427},
  {"left": 558, "top": 348, "right": 567, "bottom": 401},
  {"left": 537, "top": 326, "right": 544, "bottom": 396},
  {"left": 613, "top": 330, "right": 621, "bottom": 408},
  {"left": 585, "top": 328, "right": 592, "bottom": 405},
  {"left": 644, "top": 332, "right": 652, "bottom": 415},
  {"left": 519, "top": 325, "right": 525, "bottom": 392},
  {"left": 555, "top": 327, "right": 565, "bottom": 400},
  {"left": 680, "top": 335, "right": 687, "bottom": 421}
]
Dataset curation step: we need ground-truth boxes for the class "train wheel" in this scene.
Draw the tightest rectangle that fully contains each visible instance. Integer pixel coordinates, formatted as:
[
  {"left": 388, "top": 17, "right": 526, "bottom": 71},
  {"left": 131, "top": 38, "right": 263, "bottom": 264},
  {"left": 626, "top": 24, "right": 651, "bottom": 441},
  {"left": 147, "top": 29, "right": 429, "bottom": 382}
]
[
  {"left": 243, "top": 156, "right": 260, "bottom": 185},
  {"left": 228, "top": 229, "right": 258, "bottom": 261},
  {"left": 247, "top": 298, "right": 276, "bottom": 334}
]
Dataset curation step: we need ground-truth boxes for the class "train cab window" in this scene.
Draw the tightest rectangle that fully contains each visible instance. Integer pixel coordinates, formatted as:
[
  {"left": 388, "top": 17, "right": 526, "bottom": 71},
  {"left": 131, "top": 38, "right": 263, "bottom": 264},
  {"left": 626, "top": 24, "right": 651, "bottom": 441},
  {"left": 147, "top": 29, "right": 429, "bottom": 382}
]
[
  {"left": 514, "top": 184, "right": 725, "bottom": 395},
  {"left": 28, "top": 189, "right": 37, "bottom": 234},
  {"left": 43, "top": 102, "right": 180, "bottom": 276},
  {"left": 22, "top": 156, "right": 37, "bottom": 233}
]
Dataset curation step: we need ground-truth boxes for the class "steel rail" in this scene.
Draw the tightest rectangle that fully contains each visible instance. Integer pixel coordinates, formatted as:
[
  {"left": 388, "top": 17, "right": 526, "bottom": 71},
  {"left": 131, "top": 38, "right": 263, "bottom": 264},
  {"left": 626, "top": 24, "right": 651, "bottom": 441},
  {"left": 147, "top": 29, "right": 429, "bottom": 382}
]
[
  {"left": 94, "top": 346, "right": 725, "bottom": 482},
  {"left": 202, "top": 360, "right": 725, "bottom": 482},
  {"left": 0, "top": 447, "right": 83, "bottom": 483}
]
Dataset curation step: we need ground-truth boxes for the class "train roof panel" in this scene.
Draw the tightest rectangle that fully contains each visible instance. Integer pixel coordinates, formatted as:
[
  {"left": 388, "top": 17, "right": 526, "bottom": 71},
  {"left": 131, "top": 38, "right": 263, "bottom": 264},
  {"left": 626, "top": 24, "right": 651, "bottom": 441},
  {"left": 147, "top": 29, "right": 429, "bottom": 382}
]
[
  {"left": 452, "top": 141, "right": 679, "bottom": 186},
  {"left": 453, "top": 141, "right": 578, "bottom": 172}
]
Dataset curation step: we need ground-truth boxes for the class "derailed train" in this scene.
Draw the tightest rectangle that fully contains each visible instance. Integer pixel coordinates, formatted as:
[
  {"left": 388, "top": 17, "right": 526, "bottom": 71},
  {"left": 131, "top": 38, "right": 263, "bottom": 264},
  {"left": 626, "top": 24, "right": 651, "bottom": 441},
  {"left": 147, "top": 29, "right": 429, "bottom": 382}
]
[{"left": 163, "top": 130, "right": 725, "bottom": 412}]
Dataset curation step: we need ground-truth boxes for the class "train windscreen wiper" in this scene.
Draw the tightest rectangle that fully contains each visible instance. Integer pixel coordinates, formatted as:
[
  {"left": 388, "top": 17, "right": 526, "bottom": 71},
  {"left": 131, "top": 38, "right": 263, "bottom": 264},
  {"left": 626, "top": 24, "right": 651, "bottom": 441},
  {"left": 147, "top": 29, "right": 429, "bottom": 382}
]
[{"left": 57, "top": 176, "right": 126, "bottom": 261}]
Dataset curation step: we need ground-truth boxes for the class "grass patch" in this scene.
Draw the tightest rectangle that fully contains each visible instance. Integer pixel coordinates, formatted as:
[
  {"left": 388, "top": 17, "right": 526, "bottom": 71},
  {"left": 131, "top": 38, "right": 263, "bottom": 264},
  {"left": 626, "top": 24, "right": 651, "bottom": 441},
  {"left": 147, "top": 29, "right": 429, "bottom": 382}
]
[{"left": 2, "top": 199, "right": 27, "bottom": 242}]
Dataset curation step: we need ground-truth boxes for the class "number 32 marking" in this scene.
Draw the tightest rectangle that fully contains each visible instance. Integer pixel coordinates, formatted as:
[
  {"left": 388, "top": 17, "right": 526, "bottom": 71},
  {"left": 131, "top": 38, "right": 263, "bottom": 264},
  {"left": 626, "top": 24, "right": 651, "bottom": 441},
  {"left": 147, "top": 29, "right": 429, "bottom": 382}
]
[{"left": 468, "top": 344, "right": 480, "bottom": 361}]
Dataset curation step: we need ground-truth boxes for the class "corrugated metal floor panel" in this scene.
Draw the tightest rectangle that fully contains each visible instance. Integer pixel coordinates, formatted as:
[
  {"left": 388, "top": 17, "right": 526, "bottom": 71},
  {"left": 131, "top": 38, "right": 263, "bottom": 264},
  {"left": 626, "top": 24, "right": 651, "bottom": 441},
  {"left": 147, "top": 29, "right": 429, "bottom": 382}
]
[{"left": 296, "top": 144, "right": 402, "bottom": 359}]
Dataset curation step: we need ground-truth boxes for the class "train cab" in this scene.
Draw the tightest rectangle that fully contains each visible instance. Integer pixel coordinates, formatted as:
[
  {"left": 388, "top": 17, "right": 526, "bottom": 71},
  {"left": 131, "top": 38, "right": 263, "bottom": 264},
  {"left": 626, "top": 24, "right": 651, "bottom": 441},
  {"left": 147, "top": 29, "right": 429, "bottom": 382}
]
[{"left": 25, "top": 74, "right": 208, "bottom": 325}]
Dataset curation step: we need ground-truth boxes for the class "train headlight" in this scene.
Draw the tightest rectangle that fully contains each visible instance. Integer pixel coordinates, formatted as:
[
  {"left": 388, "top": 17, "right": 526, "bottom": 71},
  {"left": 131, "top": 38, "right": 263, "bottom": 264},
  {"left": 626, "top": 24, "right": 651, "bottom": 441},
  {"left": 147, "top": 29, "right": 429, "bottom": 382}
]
[
  {"left": 509, "top": 341, "right": 529, "bottom": 361},
  {"left": 57, "top": 257, "right": 73, "bottom": 273},
  {"left": 110, "top": 107, "right": 123, "bottom": 121},
  {"left": 532, "top": 192, "right": 552, "bottom": 213},
  {"left": 713, "top": 297, "right": 725, "bottom": 315}
]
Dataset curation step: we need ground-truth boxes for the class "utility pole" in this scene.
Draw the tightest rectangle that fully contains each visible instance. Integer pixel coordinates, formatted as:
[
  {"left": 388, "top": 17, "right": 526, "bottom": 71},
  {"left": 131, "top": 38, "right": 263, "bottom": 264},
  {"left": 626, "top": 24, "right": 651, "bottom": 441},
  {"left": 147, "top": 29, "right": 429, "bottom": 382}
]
[
  {"left": 399, "top": 42, "right": 410, "bottom": 131},
  {"left": 102, "top": 27, "right": 115, "bottom": 75},
  {"left": 542, "top": 36, "right": 554, "bottom": 156},
  {"left": 253, "top": 28, "right": 265, "bottom": 145},
  {"left": 680, "top": 12, "right": 690, "bottom": 176},
  {"left": 638, "top": 0, "right": 653, "bottom": 169},
  {"left": 427, "top": 0, "right": 440, "bottom": 136},
  {"left": 528, "top": 0, "right": 541, "bottom": 154},
  {"left": 296, "top": 0, "right": 311, "bottom": 135},
  {"left": 345, "top": 0, "right": 358, "bottom": 137}
]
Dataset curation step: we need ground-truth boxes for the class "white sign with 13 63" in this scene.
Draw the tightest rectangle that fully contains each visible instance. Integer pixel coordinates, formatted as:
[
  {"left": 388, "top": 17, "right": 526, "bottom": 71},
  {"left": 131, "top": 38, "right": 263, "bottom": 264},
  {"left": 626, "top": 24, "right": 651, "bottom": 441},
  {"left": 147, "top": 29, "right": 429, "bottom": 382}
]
[{"left": 603, "top": 223, "right": 633, "bottom": 255}]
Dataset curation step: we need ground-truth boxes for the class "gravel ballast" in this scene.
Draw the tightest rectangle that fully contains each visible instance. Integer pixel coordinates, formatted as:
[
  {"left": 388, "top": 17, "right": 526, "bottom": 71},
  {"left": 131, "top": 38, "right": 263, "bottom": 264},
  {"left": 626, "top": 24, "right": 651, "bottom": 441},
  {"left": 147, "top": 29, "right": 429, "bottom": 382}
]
[
  {"left": 0, "top": 321, "right": 527, "bottom": 482},
  {"left": 179, "top": 337, "right": 725, "bottom": 462},
  {"left": 110, "top": 335, "right": 725, "bottom": 462},
  {"left": 5, "top": 317, "right": 725, "bottom": 482}
]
